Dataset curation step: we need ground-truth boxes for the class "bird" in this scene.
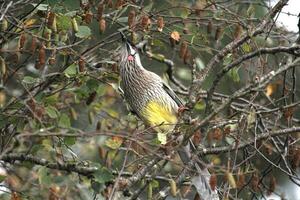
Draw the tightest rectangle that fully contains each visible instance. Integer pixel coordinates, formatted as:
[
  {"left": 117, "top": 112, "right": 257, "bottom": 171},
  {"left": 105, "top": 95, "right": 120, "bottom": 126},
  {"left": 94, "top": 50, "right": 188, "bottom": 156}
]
[{"left": 118, "top": 32, "right": 219, "bottom": 200}]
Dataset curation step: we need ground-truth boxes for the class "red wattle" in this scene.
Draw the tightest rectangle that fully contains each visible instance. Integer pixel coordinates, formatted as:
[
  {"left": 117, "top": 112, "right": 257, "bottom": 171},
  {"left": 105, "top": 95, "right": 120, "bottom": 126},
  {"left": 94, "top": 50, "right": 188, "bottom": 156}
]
[{"left": 127, "top": 55, "right": 134, "bottom": 61}]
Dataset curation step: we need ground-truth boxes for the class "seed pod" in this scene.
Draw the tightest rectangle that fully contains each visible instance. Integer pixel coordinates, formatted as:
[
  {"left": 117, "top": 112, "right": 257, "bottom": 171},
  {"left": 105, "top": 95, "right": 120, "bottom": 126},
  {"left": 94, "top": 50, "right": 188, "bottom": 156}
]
[
  {"left": 47, "top": 12, "right": 55, "bottom": 28},
  {"left": 47, "top": 12, "right": 57, "bottom": 32},
  {"left": 70, "top": 107, "right": 78, "bottom": 120},
  {"left": 157, "top": 16, "right": 164, "bottom": 32},
  {"left": 207, "top": 21, "right": 212, "bottom": 34},
  {"left": 48, "top": 57, "right": 55, "bottom": 66},
  {"left": 194, "top": 0, "right": 205, "bottom": 16},
  {"left": 194, "top": 193, "right": 201, "bottom": 200},
  {"left": 0, "top": 56, "right": 6, "bottom": 77},
  {"left": 88, "top": 110, "right": 94, "bottom": 124},
  {"left": 52, "top": 14, "right": 57, "bottom": 32},
  {"left": 234, "top": 24, "right": 243, "bottom": 39},
  {"left": 1, "top": 18, "right": 8, "bottom": 31},
  {"left": 209, "top": 173, "right": 217, "bottom": 191},
  {"left": 96, "top": 120, "right": 101, "bottom": 130},
  {"left": 180, "top": 185, "right": 192, "bottom": 197},
  {"left": 30, "top": 36, "right": 37, "bottom": 53},
  {"left": 78, "top": 58, "right": 85, "bottom": 72},
  {"left": 60, "top": 31, "right": 68, "bottom": 43},
  {"left": 183, "top": 27, "right": 190, "bottom": 34},
  {"left": 49, "top": 186, "right": 60, "bottom": 200},
  {"left": 212, "top": 128, "right": 223, "bottom": 141},
  {"left": 179, "top": 41, "right": 188, "bottom": 58},
  {"left": 97, "top": 3, "right": 104, "bottom": 20},
  {"left": 169, "top": 37, "right": 175, "bottom": 48},
  {"left": 192, "top": 130, "right": 201, "bottom": 145},
  {"left": 169, "top": 179, "right": 177, "bottom": 197},
  {"left": 128, "top": 10, "right": 135, "bottom": 29},
  {"left": 19, "top": 33, "right": 26, "bottom": 50},
  {"left": 147, "top": 183, "right": 153, "bottom": 200},
  {"left": 72, "top": 18, "right": 79, "bottom": 33},
  {"left": 170, "top": 31, "right": 180, "bottom": 43},
  {"left": 223, "top": 126, "right": 231, "bottom": 136},
  {"left": 11, "top": 192, "right": 21, "bottom": 200},
  {"left": 38, "top": 44, "right": 46, "bottom": 67},
  {"left": 86, "top": 91, "right": 97, "bottom": 105},
  {"left": 291, "top": 149, "right": 300, "bottom": 170},
  {"left": 215, "top": 26, "right": 223, "bottom": 41},
  {"left": 0, "top": 90, "right": 6, "bottom": 108},
  {"left": 106, "top": 0, "right": 113, "bottom": 8},
  {"left": 98, "top": 146, "right": 106, "bottom": 159},
  {"left": 27, "top": 98, "right": 36, "bottom": 112},
  {"left": 264, "top": 143, "right": 273, "bottom": 155},
  {"left": 268, "top": 176, "right": 276, "bottom": 195},
  {"left": 99, "top": 18, "right": 106, "bottom": 33},
  {"left": 131, "top": 32, "right": 138, "bottom": 44},
  {"left": 85, "top": 11, "right": 93, "bottom": 24},
  {"left": 115, "top": 0, "right": 124, "bottom": 9},
  {"left": 44, "top": 28, "right": 52, "bottom": 48},
  {"left": 183, "top": 49, "right": 191, "bottom": 64},
  {"left": 226, "top": 171, "right": 236, "bottom": 189},
  {"left": 237, "top": 170, "right": 245, "bottom": 189},
  {"left": 251, "top": 172, "right": 259, "bottom": 191},
  {"left": 49, "top": 56, "right": 56, "bottom": 65},
  {"left": 141, "top": 15, "right": 150, "bottom": 31},
  {"left": 54, "top": 33, "right": 59, "bottom": 45},
  {"left": 284, "top": 107, "right": 294, "bottom": 121}
]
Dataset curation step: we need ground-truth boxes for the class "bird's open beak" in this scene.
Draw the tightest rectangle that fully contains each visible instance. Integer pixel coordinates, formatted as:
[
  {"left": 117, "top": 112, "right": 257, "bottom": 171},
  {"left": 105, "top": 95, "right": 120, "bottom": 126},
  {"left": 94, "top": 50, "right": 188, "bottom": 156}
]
[{"left": 120, "top": 32, "right": 135, "bottom": 55}]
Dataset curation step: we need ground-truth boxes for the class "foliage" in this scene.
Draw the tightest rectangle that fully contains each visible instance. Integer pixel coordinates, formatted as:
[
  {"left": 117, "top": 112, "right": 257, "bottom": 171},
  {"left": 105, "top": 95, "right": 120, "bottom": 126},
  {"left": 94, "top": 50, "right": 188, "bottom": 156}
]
[{"left": 0, "top": 0, "right": 300, "bottom": 199}]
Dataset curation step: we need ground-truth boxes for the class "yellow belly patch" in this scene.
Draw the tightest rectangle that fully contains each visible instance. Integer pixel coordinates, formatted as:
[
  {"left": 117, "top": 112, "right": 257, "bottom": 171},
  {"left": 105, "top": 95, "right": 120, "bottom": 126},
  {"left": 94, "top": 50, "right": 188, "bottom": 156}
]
[{"left": 141, "top": 101, "right": 177, "bottom": 132}]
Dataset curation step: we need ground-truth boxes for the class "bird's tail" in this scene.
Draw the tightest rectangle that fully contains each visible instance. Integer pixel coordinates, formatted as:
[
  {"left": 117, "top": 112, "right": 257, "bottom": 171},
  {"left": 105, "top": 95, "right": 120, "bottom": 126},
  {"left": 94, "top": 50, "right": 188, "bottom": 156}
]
[{"left": 177, "top": 140, "right": 219, "bottom": 200}]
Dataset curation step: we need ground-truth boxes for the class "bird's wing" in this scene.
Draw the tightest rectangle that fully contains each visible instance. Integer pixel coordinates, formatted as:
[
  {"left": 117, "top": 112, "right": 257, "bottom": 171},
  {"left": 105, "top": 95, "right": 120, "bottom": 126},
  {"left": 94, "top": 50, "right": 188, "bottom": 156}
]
[{"left": 162, "top": 82, "right": 184, "bottom": 107}]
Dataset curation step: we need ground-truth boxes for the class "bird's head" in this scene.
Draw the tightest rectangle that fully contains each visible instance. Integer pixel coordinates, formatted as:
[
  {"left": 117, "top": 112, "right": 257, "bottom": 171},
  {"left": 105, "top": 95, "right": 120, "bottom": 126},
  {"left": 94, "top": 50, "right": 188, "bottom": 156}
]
[{"left": 119, "top": 32, "right": 143, "bottom": 69}]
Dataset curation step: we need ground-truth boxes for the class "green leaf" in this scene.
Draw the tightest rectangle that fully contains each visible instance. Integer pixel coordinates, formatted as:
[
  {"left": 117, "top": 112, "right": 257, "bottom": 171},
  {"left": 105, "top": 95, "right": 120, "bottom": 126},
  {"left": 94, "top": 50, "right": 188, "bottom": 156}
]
[
  {"left": 45, "top": 94, "right": 59, "bottom": 105},
  {"left": 242, "top": 43, "right": 251, "bottom": 53},
  {"left": 150, "top": 180, "right": 159, "bottom": 188},
  {"left": 228, "top": 68, "right": 240, "bottom": 83},
  {"left": 91, "top": 180, "right": 103, "bottom": 192},
  {"left": 38, "top": 166, "right": 51, "bottom": 185},
  {"left": 195, "top": 57, "right": 205, "bottom": 70},
  {"left": 64, "top": 136, "right": 76, "bottom": 146},
  {"left": 23, "top": 76, "right": 39, "bottom": 84},
  {"left": 247, "top": 5, "right": 255, "bottom": 17},
  {"left": 177, "top": 68, "right": 191, "bottom": 81},
  {"left": 86, "top": 79, "right": 99, "bottom": 91},
  {"left": 0, "top": 174, "right": 6, "bottom": 182},
  {"left": 116, "top": 17, "right": 128, "bottom": 23},
  {"left": 57, "top": 14, "right": 72, "bottom": 31},
  {"left": 105, "top": 137, "right": 123, "bottom": 149},
  {"left": 247, "top": 108, "right": 256, "bottom": 128},
  {"left": 58, "top": 113, "right": 71, "bottom": 128},
  {"left": 75, "top": 26, "right": 91, "bottom": 38},
  {"left": 93, "top": 167, "right": 114, "bottom": 183},
  {"left": 157, "top": 132, "right": 167, "bottom": 145},
  {"left": 194, "top": 100, "right": 206, "bottom": 110},
  {"left": 64, "top": 63, "right": 78, "bottom": 77},
  {"left": 143, "top": 2, "right": 153, "bottom": 12},
  {"left": 31, "top": 144, "right": 44, "bottom": 154},
  {"left": 65, "top": 11, "right": 77, "bottom": 17},
  {"left": 31, "top": 3, "right": 49, "bottom": 11},
  {"left": 96, "top": 85, "right": 106, "bottom": 96},
  {"left": 223, "top": 53, "right": 232, "bottom": 66},
  {"left": 180, "top": 8, "right": 191, "bottom": 19},
  {"left": 45, "top": 106, "right": 59, "bottom": 119},
  {"left": 152, "top": 39, "right": 165, "bottom": 48},
  {"left": 42, "top": 139, "right": 52, "bottom": 150}
]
